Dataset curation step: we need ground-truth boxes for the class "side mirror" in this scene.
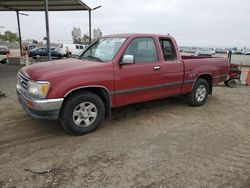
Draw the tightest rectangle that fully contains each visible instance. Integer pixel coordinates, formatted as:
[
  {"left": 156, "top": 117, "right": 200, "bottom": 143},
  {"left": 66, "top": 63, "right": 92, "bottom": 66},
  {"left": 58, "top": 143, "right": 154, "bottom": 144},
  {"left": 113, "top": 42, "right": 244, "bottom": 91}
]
[{"left": 121, "top": 55, "right": 135, "bottom": 64}]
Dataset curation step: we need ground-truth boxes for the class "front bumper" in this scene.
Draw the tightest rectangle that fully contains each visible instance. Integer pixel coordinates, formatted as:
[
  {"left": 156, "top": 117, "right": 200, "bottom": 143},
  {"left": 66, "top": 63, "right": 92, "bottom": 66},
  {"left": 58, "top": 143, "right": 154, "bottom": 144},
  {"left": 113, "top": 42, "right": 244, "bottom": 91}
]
[{"left": 16, "top": 84, "right": 64, "bottom": 120}]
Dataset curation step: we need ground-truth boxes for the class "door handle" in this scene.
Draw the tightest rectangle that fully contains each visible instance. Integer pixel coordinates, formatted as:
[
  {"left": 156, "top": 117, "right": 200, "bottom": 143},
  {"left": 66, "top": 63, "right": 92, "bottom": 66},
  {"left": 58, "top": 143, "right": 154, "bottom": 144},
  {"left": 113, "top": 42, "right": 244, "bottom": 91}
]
[{"left": 153, "top": 66, "right": 161, "bottom": 71}]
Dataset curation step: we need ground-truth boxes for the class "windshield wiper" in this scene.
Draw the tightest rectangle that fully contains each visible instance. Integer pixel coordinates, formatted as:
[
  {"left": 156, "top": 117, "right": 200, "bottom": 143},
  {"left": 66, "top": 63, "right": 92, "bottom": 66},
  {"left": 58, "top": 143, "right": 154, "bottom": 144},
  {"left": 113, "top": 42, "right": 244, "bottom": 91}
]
[{"left": 85, "top": 55, "right": 103, "bottom": 62}]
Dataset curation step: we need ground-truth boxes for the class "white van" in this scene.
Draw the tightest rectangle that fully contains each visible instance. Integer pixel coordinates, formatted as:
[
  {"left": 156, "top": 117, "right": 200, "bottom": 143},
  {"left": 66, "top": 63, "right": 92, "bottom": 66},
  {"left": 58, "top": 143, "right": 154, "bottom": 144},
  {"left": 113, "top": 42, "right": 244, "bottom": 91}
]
[{"left": 58, "top": 43, "right": 86, "bottom": 57}]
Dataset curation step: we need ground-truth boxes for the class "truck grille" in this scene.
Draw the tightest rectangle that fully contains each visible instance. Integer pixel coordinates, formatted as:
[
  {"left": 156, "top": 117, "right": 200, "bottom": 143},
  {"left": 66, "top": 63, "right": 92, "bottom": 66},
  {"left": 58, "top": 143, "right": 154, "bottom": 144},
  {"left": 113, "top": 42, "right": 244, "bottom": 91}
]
[{"left": 18, "top": 73, "right": 29, "bottom": 91}]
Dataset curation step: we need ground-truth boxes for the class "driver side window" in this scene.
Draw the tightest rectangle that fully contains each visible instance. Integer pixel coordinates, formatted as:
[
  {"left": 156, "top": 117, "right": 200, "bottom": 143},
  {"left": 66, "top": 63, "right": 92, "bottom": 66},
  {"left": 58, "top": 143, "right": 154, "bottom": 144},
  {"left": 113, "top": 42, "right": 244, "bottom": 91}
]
[{"left": 124, "top": 38, "right": 158, "bottom": 63}]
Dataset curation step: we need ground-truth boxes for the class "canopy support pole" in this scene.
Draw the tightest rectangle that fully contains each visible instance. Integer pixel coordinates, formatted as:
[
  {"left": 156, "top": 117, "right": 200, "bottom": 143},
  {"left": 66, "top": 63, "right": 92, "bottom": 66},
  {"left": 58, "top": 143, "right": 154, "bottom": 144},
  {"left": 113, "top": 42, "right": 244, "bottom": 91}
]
[
  {"left": 16, "top": 11, "right": 22, "bottom": 57},
  {"left": 44, "top": 0, "right": 51, "bottom": 61},
  {"left": 88, "top": 10, "right": 91, "bottom": 44}
]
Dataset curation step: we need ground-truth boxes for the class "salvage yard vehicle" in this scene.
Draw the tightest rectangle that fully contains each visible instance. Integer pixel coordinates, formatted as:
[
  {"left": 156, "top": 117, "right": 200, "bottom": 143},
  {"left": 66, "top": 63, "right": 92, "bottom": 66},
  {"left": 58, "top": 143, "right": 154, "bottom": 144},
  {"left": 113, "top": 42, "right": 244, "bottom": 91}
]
[
  {"left": 224, "top": 63, "right": 241, "bottom": 88},
  {"left": 0, "top": 45, "right": 9, "bottom": 55},
  {"left": 16, "top": 33, "right": 230, "bottom": 135},
  {"left": 58, "top": 43, "right": 86, "bottom": 57},
  {"left": 194, "top": 48, "right": 215, "bottom": 57},
  {"left": 29, "top": 47, "right": 63, "bottom": 60}
]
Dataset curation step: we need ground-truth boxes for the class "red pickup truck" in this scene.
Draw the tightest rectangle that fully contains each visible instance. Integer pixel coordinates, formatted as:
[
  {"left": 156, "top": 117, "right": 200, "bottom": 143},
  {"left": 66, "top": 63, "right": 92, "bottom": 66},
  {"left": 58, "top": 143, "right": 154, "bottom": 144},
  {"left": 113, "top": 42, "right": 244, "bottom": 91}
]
[{"left": 17, "top": 34, "right": 229, "bottom": 134}]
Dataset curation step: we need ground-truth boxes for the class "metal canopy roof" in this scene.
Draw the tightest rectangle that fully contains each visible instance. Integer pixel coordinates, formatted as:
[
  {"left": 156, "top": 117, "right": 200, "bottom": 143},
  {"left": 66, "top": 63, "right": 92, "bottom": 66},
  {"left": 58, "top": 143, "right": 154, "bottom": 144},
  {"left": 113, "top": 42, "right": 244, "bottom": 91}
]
[
  {"left": 0, "top": 0, "right": 90, "bottom": 11},
  {"left": 0, "top": 0, "right": 93, "bottom": 61}
]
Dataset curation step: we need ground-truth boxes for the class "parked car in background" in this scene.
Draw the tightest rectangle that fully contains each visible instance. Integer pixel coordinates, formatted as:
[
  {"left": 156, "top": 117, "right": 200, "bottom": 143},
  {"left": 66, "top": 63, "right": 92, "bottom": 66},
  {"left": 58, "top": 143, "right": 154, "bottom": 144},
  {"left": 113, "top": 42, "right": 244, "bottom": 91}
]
[
  {"left": 0, "top": 58, "right": 7, "bottom": 64},
  {"left": 29, "top": 47, "right": 63, "bottom": 59},
  {"left": 0, "top": 45, "right": 9, "bottom": 55},
  {"left": 28, "top": 44, "right": 36, "bottom": 51},
  {"left": 58, "top": 43, "right": 86, "bottom": 57},
  {"left": 185, "top": 48, "right": 196, "bottom": 53},
  {"left": 194, "top": 48, "right": 214, "bottom": 56},
  {"left": 209, "top": 48, "right": 215, "bottom": 55},
  {"left": 215, "top": 48, "right": 226, "bottom": 54},
  {"left": 17, "top": 33, "right": 229, "bottom": 135},
  {"left": 236, "top": 48, "right": 243, "bottom": 54},
  {"left": 241, "top": 49, "right": 250, "bottom": 55},
  {"left": 229, "top": 47, "right": 238, "bottom": 54}
]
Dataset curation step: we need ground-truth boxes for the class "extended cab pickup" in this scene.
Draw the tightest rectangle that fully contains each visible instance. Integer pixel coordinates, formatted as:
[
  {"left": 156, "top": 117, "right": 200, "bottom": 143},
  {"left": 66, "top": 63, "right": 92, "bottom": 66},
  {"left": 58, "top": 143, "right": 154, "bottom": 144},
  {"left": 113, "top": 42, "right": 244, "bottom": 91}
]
[{"left": 17, "top": 34, "right": 229, "bottom": 134}]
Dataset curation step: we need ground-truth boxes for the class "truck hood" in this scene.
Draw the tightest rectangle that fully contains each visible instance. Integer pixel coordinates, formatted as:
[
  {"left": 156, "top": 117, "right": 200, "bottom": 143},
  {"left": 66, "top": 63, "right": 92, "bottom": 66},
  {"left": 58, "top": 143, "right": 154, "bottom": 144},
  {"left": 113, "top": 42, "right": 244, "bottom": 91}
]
[{"left": 21, "top": 58, "right": 106, "bottom": 81}]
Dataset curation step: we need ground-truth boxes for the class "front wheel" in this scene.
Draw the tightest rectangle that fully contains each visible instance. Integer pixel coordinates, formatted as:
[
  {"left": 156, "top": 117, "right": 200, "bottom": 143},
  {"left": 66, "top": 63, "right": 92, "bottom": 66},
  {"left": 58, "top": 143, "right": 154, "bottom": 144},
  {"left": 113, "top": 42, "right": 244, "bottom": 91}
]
[
  {"left": 60, "top": 91, "right": 105, "bottom": 135},
  {"left": 187, "top": 78, "right": 209, "bottom": 107}
]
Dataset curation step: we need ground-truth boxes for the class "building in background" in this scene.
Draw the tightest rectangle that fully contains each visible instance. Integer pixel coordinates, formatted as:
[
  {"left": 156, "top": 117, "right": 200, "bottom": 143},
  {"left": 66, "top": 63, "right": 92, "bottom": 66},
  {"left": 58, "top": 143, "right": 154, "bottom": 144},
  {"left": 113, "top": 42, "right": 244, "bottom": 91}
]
[
  {"left": 93, "top": 28, "right": 102, "bottom": 40},
  {"left": 72, "top": 27, "right": 82, "bottom": 44},
  {"left": 71, "top": 27, "right": 103, "bottom": 44}
]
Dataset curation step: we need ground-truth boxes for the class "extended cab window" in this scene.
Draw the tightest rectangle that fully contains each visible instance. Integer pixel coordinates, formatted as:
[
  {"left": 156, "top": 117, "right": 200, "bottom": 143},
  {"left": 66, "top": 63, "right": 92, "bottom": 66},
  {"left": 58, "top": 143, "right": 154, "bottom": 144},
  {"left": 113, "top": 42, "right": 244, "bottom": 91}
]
[
  {"left": 160, "top": 39, "right": 177, "bottom": 61},
  {"left": 124, "top": 38, "right": 158, "bottom": 63}
]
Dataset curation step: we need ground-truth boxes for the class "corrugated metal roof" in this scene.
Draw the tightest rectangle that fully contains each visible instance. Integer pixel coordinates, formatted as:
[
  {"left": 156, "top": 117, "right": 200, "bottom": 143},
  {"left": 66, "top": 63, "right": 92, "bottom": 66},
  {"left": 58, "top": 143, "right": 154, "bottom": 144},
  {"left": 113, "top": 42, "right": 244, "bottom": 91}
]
[{"left": 0, "top": 0, "right": 90, "bottom": 11}]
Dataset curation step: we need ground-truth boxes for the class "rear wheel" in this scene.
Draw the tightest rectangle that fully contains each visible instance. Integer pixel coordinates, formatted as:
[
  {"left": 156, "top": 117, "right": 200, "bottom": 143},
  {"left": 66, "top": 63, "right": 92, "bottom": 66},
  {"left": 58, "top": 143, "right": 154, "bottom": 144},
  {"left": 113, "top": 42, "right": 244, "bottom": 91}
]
[
  {"left": 187, "top": 78, "right": 209, "bottom": 107},
  {"left": 60, "top": 91, "right": 105, "bottom": 135}
]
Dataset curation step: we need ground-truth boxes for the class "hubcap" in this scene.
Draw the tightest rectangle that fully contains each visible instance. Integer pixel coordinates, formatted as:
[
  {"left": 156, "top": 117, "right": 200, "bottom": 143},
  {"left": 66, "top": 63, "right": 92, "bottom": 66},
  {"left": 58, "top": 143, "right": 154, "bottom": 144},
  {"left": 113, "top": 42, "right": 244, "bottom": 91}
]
[
  {"left": 73, "top": 102, "right": 98, "bottom": 127},
  {"left": 195, "top": 85, "right": 206, "bottom": 102}
]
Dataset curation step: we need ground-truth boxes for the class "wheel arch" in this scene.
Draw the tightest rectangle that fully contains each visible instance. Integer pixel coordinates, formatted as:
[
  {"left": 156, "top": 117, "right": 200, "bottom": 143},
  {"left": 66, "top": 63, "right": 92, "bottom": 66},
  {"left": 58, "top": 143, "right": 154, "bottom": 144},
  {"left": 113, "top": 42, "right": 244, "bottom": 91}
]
[
  {"left": 63, "top": 86, "right": 112, "bottom": 117},
  {"left": 194, "top": 74, "right": 213, "bottom": 94}
]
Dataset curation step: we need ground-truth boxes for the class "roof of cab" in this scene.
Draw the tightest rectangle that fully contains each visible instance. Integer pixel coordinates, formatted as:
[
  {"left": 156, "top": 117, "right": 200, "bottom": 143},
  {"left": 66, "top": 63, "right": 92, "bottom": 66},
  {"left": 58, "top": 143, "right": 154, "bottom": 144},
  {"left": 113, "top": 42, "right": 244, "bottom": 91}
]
[{"left": 103, "top": 33, "right": 172, "bottom": 38}]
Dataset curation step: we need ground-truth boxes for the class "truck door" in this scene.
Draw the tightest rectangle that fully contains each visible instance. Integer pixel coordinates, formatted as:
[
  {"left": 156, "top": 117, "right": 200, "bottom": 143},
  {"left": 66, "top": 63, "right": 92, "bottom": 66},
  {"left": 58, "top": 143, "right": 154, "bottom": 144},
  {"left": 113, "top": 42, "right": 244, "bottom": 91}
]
[
  {"left": 114, "top": 37, "right": 166, "bottom": 107},
  {"left": 159, "top": 38, "right": 184, "bottom": 96}
]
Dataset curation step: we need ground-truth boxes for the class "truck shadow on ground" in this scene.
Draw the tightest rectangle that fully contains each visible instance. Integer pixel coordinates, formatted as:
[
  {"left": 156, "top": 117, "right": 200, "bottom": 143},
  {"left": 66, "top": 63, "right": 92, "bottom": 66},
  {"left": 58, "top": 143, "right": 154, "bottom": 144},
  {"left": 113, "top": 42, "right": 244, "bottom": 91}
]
[
  {"left": 111, "top": 96, "right": 187, "bottom": 122},
  {"left": 1, "top": 96, "right": 188, "bottom": 145},
  {"left": 22, "top": 96, "right": 187, "bottom": 136}
]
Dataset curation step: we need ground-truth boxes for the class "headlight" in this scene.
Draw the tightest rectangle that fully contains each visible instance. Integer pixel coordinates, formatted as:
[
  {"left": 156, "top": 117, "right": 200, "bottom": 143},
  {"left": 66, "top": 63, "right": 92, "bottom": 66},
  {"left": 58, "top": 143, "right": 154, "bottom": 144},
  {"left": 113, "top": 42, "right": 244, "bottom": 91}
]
[{"left": 28, "top": 81, "right": 50, "bottom": 98}]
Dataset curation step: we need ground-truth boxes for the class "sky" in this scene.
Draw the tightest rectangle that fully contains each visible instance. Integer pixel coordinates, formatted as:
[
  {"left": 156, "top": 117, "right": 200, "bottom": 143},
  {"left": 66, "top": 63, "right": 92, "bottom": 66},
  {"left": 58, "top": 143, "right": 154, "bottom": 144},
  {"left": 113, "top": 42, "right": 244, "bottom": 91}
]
[{"left": 0, "top": 0, "right": 249, "bottom": 47}]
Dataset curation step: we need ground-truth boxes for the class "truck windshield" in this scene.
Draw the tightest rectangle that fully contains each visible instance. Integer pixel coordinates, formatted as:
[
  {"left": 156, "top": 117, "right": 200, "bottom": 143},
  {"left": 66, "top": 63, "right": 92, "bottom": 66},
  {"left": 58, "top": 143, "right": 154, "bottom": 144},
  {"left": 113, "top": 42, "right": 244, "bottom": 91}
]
[{"left": 79, "top": 37, "right": 126, "bottom": 62}]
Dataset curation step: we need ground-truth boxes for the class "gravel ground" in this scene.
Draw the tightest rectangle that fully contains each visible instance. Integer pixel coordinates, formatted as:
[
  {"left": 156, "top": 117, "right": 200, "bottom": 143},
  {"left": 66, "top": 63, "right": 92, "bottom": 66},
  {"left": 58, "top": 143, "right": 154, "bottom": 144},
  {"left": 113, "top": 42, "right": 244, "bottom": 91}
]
[{"left": 0, "top": 64, "right": 250, "bottom": 188}]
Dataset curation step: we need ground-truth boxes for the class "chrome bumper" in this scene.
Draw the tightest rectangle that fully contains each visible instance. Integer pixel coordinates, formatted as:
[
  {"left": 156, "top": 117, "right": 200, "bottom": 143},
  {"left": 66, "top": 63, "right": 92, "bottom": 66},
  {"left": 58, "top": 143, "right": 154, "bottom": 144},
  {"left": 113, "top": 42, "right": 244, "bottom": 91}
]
[{"left": 16, "top": 84, "right": 64, "bottom": 120}]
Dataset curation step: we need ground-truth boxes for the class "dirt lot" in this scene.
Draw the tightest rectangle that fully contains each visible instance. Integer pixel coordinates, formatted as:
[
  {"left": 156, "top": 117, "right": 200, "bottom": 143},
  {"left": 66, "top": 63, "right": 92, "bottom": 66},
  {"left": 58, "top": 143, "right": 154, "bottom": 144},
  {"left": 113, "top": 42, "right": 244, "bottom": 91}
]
[{"left": 0, "top": 64, "right": 250, "bottom": 188}]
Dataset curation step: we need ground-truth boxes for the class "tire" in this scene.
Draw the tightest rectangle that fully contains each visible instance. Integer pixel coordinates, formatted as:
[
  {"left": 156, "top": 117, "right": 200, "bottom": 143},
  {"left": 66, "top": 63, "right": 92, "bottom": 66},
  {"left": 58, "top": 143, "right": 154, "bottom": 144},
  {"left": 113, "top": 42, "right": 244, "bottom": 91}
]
[
  {"left": 187, "top": 78, "right": 209, "bottom": 107},
  {"left": 60, "top": 91, "right": 105, "bottom": 135},
  {"left": 33, "top": 55, "right": 40, "bottom": 61},
  {"left": 224, "top": 79, "right": 237, "bottom": 88}
]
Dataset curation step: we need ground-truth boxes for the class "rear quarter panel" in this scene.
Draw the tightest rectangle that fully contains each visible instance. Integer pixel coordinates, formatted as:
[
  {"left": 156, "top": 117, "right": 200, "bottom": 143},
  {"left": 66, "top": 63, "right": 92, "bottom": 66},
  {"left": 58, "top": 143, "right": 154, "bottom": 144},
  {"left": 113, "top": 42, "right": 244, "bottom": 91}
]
[{"left": 182, "top": 57, "right": 229, "bottom": 94}]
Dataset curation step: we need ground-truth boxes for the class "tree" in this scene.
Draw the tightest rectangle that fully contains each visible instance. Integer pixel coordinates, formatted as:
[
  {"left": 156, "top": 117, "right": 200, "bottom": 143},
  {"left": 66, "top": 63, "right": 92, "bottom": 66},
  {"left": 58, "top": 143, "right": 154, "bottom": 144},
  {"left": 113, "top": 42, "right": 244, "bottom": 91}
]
[{"left": 0, "top": 31, "right": 19, "bottom": 42}]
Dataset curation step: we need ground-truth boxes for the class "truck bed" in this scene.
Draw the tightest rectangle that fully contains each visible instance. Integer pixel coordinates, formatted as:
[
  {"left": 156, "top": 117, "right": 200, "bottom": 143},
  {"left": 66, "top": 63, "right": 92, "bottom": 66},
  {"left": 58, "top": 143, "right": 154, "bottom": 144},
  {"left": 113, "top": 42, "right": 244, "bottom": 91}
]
[{"left": 181, "top": 55, "right": 229, "bottom": 86}]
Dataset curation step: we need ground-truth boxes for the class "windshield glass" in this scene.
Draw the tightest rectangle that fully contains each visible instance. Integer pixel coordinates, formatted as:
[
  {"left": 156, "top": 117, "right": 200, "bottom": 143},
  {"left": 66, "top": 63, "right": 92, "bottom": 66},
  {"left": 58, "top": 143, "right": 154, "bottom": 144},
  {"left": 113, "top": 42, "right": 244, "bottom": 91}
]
[{"left": 79, "top": 37, "right": 126, "bottom": 62}]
